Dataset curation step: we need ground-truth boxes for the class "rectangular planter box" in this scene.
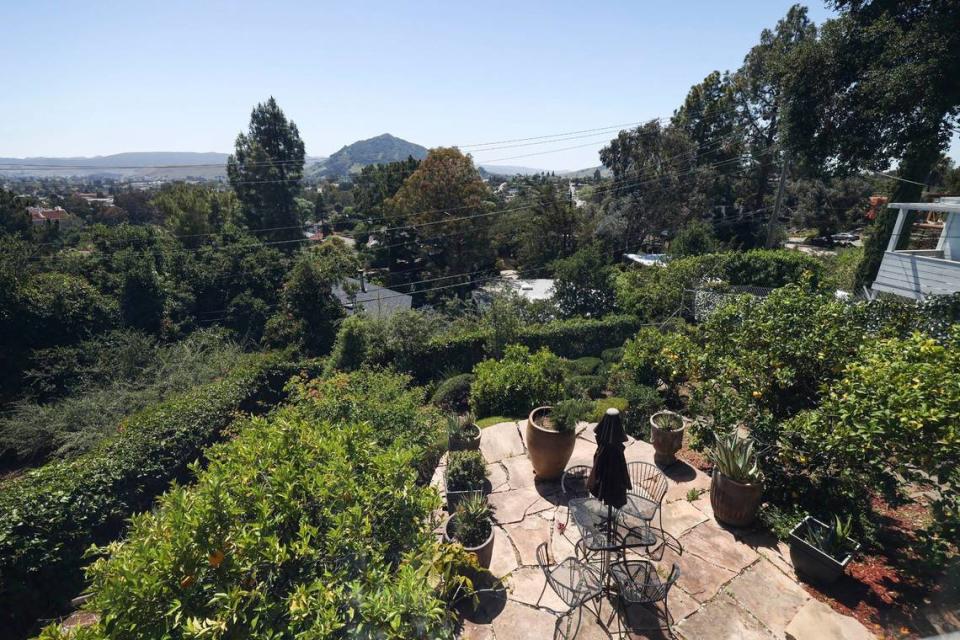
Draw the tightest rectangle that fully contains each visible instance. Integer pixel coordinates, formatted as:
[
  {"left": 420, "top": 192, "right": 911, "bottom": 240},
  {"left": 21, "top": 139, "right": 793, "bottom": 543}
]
[
  {"left": 445, "top": 483, "right": 483, "bottom": 513},
  {"left": 788, "top": 516, "right": 860, "bottom": 585}
]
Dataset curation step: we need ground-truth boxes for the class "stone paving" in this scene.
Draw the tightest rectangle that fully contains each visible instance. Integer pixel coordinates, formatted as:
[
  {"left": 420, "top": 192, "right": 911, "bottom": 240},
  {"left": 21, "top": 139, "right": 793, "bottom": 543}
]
[{"left": 432, "top": 420, "right": 876, "bottom": 640}]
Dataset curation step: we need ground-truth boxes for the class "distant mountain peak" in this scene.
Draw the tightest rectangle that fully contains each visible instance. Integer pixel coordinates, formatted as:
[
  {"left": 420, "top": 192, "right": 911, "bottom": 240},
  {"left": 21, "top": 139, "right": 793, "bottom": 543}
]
[{"left": 319, "top": 134, "right": 428, "bottom": 177}]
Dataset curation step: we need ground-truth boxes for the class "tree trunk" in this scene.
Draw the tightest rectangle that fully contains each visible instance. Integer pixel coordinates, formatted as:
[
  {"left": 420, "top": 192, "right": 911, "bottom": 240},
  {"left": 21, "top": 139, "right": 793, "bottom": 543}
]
[{"left": 854, "top": 139, "right": 941, "bottom": 291}]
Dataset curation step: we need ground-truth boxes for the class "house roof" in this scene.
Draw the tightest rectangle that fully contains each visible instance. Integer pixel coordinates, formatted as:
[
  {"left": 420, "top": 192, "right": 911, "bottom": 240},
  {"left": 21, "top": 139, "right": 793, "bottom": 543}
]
[
  {"left": 28, "top": 206, "right": 69, "bottom": 222},
  {"left": 332, "top": 278, "right": 412, "bottom": 318}
]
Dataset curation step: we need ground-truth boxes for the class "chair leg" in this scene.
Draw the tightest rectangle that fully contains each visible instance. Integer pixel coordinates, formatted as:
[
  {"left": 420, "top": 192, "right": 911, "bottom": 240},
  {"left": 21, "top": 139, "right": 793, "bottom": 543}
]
[{"left": 554, "top": 605, "right": 584, "bottom": 640}]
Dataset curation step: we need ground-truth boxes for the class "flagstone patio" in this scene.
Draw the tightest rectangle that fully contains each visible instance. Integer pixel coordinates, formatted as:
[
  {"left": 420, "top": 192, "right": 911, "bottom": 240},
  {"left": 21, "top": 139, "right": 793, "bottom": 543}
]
[{"left": 432, "top": 420, "right": 876, "bottom": 640}]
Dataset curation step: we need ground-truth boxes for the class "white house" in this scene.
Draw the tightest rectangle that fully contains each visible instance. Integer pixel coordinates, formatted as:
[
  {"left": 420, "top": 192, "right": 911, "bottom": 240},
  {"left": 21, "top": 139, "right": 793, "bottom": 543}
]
[{"left": 871, "top": 200, "right": 960, "bottom": 300}]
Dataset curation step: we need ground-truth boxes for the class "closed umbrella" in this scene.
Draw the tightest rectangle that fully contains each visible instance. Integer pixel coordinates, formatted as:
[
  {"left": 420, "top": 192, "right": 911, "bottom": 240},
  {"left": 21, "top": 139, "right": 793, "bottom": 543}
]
[{"left": 587, "top": 408, "right": 632, "bottom": 589}]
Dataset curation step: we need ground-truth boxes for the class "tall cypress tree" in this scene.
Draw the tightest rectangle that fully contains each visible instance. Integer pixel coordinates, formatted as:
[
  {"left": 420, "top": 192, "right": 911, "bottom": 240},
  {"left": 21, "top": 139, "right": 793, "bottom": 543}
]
[{"left": 227, "top": 97, "right": 305, "bottom": 248}]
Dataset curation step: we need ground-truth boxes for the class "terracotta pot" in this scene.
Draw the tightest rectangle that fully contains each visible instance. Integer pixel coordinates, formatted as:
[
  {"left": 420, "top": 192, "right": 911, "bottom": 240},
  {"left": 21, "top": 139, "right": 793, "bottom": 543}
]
[
  {"left": 649, "top": 410, "right": 685, "bottom": 467},
  {"left": 449, "top": 423, "right": 481, "bottom": 452},
  {"left": 710, "top": 470, "right": 762, "bottom": 527},
  {"left": 525, "top": 406, "right": 577, "bottom": 481},
  {"left": 444, "top": 514, "right": 494, "bottom": 569}
]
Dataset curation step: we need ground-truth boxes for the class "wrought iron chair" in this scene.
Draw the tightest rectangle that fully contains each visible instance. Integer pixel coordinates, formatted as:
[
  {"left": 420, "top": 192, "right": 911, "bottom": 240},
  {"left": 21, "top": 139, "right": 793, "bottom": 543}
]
[
  {"left": 536, "top": 542, "right": 604, "bottom": 640},
  {"left": 621, "top": 462, "right": 669, "bottom": 536},
  {"left": 561, "top": 465, "right": 592, "bottom": 501},
  {"left": 609, "top": 559, "right": 681, "bottom": 635}
]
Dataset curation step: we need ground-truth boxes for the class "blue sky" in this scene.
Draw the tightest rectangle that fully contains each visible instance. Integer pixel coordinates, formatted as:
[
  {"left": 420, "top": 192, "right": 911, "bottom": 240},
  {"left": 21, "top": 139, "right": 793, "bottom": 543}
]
[{"left": 1, "top": 1, "right": 955, "bottom": 170}]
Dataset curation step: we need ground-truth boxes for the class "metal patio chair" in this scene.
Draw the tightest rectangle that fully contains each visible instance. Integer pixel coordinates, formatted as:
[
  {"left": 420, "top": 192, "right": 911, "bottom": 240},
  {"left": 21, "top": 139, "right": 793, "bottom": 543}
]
[
  {"left": 536, "top": 542, "right": 604, "bottom": 639},
  {"left": 609, "top": 559, "right": 681, "bottom": 636},
  {"left": 620, "top": 462, "right": 669, "bottom": 537}
]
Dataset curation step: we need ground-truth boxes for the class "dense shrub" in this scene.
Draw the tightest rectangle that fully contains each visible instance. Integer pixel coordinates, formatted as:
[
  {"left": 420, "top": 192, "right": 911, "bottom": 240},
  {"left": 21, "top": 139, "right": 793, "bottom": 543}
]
[
  {"left": 470, "top": 345, "right": 565, "bottom": 417},
  {"left": 615, "top": 382, "right": 665, "bottom": 438},
  {"left": 565, "top": 375, "right": 606, "bottom": 400},
  {"left": 431, "top": 373, "right": 475, "bottom": 412},
  {"left": 327, "top": 312, "right": 639, "bottom": 383},
  {"left": 0, "top": 330, "right": 250, "bottom": 469},
  {"left": 0, "top": 355, "right": 300, "bottom": 635},
  {"left": 446, "top": 451, "right": 487, "bottom": 491},
  {"left": 615, "top": 250, "right": 823, "bottom": 321},
  {"left": 568, "top": 356, "right": 603, "bottom": 375},
  {"left": 601, "top": 346, "right": 624, "bottom": 364},
  {"left": 590, "top": 396, "right": 629, "bottom": 422},
  {"left": 39, "top": 371, "right": 454, "bottom": 640},
  {"left": 613, "top": 326, "right": 696, "bottom": 393},
  {"left": 785, "top": 328, "right": 960, "bottom": 559}
]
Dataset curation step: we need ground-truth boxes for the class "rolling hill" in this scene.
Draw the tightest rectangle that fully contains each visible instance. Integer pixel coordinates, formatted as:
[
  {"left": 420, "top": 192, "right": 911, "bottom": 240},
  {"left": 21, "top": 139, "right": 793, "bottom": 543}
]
[{"left": 317, "top": 134, "right": 428, "bottom": 177}]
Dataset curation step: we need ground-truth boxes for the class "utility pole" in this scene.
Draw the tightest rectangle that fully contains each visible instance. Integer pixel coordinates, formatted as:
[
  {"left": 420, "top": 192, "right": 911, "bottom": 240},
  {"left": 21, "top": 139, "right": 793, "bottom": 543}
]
[{"left": 765, "top": 152, "right": 790, "bottom": 248}]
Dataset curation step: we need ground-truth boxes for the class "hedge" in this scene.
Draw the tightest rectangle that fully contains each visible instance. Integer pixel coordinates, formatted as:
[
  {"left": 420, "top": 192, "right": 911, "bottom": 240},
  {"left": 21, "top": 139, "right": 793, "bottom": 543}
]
[
  {"left": 0, "top": 354, "right": 311, "bottom": 636},
  {"left": 329, "top": 314, "right": 642, "bottom": 383}
]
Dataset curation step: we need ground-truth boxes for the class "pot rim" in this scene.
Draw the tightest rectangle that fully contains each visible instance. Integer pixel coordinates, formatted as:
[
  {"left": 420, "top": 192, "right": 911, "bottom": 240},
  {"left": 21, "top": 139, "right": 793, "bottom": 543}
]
[
  {"left": 528, "top": 405, "right": 573, "bottom": 436},
  {"left": 443, "top": 513, "right": 494, "bottom": 551},
  {"left": 649, "top": 410, "right": 686, "bottom": 432},
  {"left": 712, "top": 468, "right": 762, "bottom": 490},
  {"left": 788, "top": 515, "right": 860, "bottom": 567}
]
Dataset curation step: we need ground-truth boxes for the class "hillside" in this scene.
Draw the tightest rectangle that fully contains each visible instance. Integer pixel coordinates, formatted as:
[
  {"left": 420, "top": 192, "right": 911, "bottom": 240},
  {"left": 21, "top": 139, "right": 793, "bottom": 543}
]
[{"left": 318, "top": 133, "right": 428, "bottom": 177}]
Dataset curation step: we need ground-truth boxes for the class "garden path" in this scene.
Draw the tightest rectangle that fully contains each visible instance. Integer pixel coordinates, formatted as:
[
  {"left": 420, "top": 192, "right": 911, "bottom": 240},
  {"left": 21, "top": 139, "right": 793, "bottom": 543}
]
[{"left": 432, "top": 420, "right": 876, "bottom": 640}]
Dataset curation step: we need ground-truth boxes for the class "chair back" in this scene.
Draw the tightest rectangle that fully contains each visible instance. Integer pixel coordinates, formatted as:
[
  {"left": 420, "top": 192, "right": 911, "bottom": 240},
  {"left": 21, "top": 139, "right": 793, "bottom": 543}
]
[
  {"left": 658, "top": 563, "right": 681, "bottom": 601},
  {"left": 627, "top": 462, "right": 669, "bottom": 504}
]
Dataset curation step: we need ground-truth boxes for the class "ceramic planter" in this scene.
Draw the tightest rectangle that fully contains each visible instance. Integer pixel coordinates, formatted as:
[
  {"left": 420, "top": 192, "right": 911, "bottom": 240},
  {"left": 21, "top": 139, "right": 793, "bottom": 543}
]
[
  {"left": 449, "top": 423, "right": 481, "bottom": 452},
  {"left": 710, "top": 470, "right": 762, "bottom": 527},
  {"left": 525, "top": 406, "right": 577, "bottom": 481},
  {"left": 649, "top": 410, "right": 685, "bottom": 467},
  {"left": 788, "top": 516, "right": 860, "bottom": 584},
  {"left": 444, "top": 514, "right": 495, "bottom": 569}
]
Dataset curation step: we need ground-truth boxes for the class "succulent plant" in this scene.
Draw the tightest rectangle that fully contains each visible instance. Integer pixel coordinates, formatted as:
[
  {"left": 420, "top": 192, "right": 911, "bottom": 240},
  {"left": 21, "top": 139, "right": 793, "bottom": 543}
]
[
  {"left": 709, "top": 431, "right": 761, "bottom": 484},
  {"left": 452, "top": 494, "right": 493, "bottom": 547},
  {"left": 446, "top": 450, "right": 487, "bottom": 491},
  {"left": 804, "top": 514, "right": 856, "bottom": 560}
]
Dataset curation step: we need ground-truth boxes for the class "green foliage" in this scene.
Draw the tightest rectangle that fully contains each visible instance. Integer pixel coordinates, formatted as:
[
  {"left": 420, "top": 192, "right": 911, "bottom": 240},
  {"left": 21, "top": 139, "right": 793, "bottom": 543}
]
[
  {"left": 785, "top": 328, "right": 960, "bottom": 559},
  {"left": 446, "top": 451, "right": 487, "bottom": 492},
  {"left": 550, "top": 398, "right": 592, "bottom": 434},
  {"left": 565, "top": 375, "right": 606, "bottom": 401},
  {"left": 709, "top": 432, "right": 761, "bottom": 485},
  {"left": 227, "top": 97, "right": 306, "bottom": 246},
  {"left": 615, "top": 326, "right": 695, "bottom": 392},
  {"left": 446, "top": 413, "right": 479, "bottom": 449},
  {"left": 39, "top": 371, "right": 453, "bottom": 640},
  {"left": 612, "top": 382, "right": 664, "bottom": 439},
  {"left": 569, "top": 356, "right": 603, "bottom": 375},
  {"left": 0, "top": 329, "right": 249, "bottom": 469},
  {"left": 452, "top": 495, "right": 493, "bottom": 548},
  {"left": 469, "top": 345, "right": 565, "bottom": 418},
  {"left": 431, "top": 373, "right": 475, "bottom": 412},
  {"left": 803, "top": 516, "right": 857, "bottom": 561},
  {"left": 820, "top": 246, "right": 863, "bottom": 292},
  {"left": 669, "top": 219, "right": 720, "bottom": 257},
  {"left": 0, "top": 355, "right": 296, "bottom": 635},
  {"left": 551, "top": 244, "right": 616, "bottom": 318},
  {"left": 601, "top": 347, "right": 624, "bottom": 364},
  {"left": 265, "top": 238, "right": 358, "bottom": 355},
  {"left": 21, "top": 272, "right": 119, "bottom": 346},
  {"left": 615, "top": 249, "right": 823, "bottom": 321},
  {"left": 590, "top": 397, "right": 629, "bottom": 423}
]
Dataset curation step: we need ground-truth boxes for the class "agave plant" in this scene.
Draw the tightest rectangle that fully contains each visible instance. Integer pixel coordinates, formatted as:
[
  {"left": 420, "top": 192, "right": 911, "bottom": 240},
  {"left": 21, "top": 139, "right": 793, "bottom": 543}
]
[
  {"left": 453, "top": 494, "right": 494, "bottom": 547},
  {"left": 709, "top": 431, "right": 761, "bottom": 484},
  {"left": 804, "top": 514, "right": 855, "bottom": 560}
]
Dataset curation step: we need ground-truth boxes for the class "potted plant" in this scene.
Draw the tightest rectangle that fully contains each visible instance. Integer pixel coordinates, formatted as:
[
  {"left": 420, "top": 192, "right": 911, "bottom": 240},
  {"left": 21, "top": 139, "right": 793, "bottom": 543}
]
[
  {"left": 447, "top": 413, "right": 481, "bottom": 452},
  {"left": 445, "top": 450, "right": 487, "bottom": 512},
  {"left": 526, "top": 399, "right": 590, "bottom": 481},
  {"left": 444, "top": 494, "right": 495, "bottom": 569},
  {"left": 650, "top": 410, "right": 685, "bottom": 467},
  {"left": 789, "top": 515, "right": 860, "bottom": 584},
  {"left": 709, "top": 432, "right": 763, "bottom": 527}
]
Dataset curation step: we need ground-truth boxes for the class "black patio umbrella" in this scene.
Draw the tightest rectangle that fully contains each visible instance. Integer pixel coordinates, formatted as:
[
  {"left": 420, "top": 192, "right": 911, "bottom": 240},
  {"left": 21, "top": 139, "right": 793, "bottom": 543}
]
[{"left": 588, "top": 407, "right": 632, "bottom": 512}]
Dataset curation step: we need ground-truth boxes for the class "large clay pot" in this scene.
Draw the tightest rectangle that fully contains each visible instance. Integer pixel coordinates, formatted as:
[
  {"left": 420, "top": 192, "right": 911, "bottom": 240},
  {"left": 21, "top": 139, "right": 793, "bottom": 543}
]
[
  {"left": 525, "top": 406, "right": 577, "bottom": 481},
  {"left": 649, "top": 410, "right": 685, "bottom": 467},
  {"left": 444, "top": 514, "right": 495, "bottom": 569},
  {"left": 710, "top": 470, "right": 763, "bottom": 527}
]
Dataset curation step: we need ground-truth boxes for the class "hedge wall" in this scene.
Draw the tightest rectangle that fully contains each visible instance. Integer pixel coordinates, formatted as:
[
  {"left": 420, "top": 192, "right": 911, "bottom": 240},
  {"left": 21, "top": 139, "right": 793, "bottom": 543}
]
[
  {"left": 330, "top": 314, "right": 642, "bottom": 382},
  {"left": 0, "top": 354, "right": 311, "bottom": 637}
]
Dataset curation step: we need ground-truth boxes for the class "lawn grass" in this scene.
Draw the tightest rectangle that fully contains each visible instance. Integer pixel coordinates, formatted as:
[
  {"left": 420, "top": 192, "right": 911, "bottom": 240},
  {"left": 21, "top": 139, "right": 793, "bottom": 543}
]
[{"left": 476, "top": 415, "right": 523, "bottom": 428}]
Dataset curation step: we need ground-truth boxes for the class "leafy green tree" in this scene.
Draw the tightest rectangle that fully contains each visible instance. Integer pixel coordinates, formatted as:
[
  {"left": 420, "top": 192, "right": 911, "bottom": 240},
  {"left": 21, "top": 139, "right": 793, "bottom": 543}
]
[
  {"left": 152, "top": 184, "right": 219, "bottom": 247},
  {"left": 264, "top": 238, "right": 359, "bottom": 354},
  {"left": 780, "top": 1, "right": 959, "bottom": 288},
  {"left": 551, "top": 244, "right": 616, "bottom": 318},
  {"left": 669, "top": 219, "right": 720, "bottom": 257},
  {"left": 0, "top": 189, "right": 31, "bottom": 237},
  {"left": 384, "top": 148, "right": 494, "bottom": 299},
  {"left": 514, "top": 183, "right": 584, "bottom": 271},
  {"left": 227, "top": 97, "right": 305, "bottom": 247},
  {"left": 598, "top": 121, "right": 702, "bottom": 253}
]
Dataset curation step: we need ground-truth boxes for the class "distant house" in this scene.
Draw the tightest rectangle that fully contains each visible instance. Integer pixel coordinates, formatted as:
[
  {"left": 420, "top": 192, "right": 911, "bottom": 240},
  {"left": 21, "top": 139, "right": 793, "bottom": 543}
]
[
  {"left": 332, "top": 277, "right": 412, "bottom": 319},
  {"left": 27, "top": 206, "right": 73, "bottom": 226}
]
